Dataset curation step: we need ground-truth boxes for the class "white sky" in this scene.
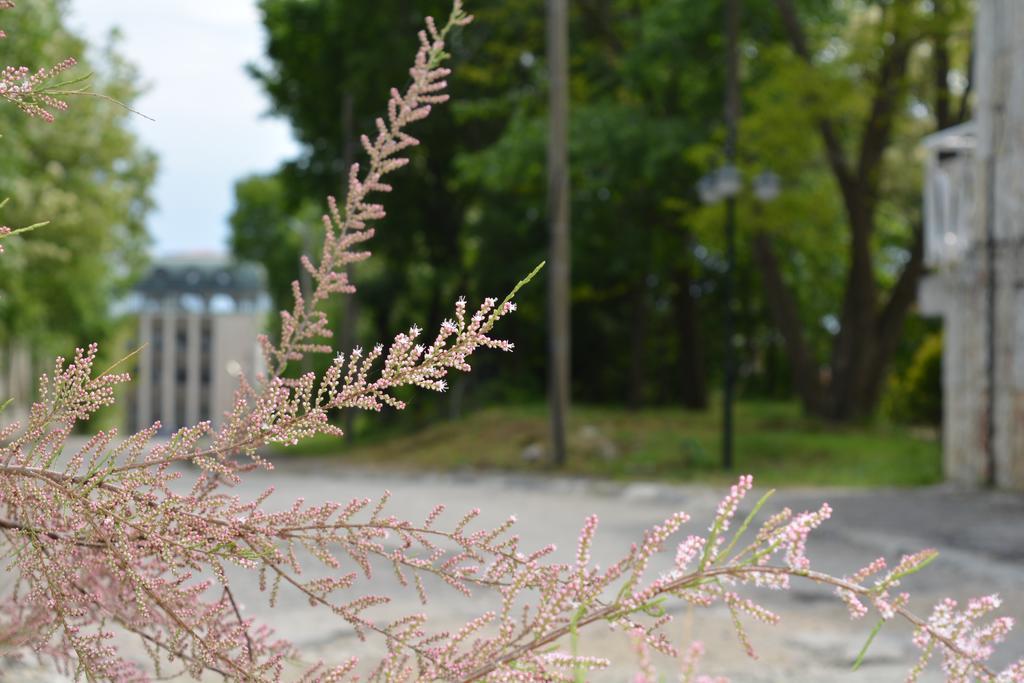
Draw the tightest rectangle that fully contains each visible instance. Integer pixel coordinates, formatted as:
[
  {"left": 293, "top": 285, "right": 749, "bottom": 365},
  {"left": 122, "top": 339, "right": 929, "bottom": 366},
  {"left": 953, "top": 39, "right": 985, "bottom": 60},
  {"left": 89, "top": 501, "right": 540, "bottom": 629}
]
[{"left": 69, "top": 1, "right": 300, "bottom": 256}]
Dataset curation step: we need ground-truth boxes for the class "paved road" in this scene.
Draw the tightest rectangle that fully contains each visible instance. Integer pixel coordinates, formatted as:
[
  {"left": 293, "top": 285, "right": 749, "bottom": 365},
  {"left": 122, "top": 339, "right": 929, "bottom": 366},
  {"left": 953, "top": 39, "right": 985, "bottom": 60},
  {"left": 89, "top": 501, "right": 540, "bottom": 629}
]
[{"left": 5, "top": 458, "right": 1024, "bottom": 681}]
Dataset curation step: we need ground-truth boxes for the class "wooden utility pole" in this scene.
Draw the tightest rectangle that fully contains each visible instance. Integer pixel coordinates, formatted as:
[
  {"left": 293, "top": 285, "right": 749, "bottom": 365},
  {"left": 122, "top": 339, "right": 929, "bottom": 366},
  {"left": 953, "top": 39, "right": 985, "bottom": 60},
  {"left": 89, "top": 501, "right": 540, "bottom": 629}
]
[{"left": 547, "top": 0, "right": 571, "bottom": 466}]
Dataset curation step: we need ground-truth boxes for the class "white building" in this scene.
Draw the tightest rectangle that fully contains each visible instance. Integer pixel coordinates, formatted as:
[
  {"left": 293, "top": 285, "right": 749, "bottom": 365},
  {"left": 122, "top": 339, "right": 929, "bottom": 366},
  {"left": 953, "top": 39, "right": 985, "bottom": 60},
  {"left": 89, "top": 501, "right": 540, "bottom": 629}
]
[{"left": 126, "top": 254, "right": 269, "bottom": 435}]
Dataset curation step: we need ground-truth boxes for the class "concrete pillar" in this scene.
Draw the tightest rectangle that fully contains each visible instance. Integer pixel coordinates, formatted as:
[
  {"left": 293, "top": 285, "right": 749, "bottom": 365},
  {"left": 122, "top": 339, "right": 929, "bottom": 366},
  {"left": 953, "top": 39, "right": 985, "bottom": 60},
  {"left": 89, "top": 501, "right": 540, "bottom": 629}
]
[
  {"left": 1, "top": 342, "right": 33, "bottom": 427},
  {"left": 161, "top": 303, "right": 176, "bottom": 434},
  {"left": 972, "top": 0, "right": 1024, "bottom": 489},
  {"left": 136, "top": 311, "right": 153, "bottom": 430},
  {"left": 186, "top": 313, "right": 201, "bottom": 427}
]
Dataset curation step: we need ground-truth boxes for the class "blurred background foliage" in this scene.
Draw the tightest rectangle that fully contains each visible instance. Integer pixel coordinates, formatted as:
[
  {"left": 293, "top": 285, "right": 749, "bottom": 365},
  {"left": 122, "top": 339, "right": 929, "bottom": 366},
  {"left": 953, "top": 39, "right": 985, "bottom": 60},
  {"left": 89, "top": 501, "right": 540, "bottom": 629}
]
[
  {"left": 0, "top": 0, "right": 155, "bottom": 362},
  {"left": 231, "top": 0, "right": 966, "bottom": 435},
  {"left": 0, "top": 0, "right": 965, "bottom": 468}
]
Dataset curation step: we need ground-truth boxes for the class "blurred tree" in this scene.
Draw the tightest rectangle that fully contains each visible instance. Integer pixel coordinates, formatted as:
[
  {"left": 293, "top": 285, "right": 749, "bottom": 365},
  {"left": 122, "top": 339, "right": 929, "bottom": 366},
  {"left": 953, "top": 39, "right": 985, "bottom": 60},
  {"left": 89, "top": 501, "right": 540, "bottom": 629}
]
[
  {"left": 0, "top": 0, "right": 155, "bottom": 360},
  {"left": 230, "top": 173, "right": 308, "bottom": 317},
  {"left": 239, "top": 0, "right": 483, "bottom": 431},
  {"left": 242, "top": 0, "right": 957, "bottom": 424},
  {"left": 454, "top": 0, "right": 727, "bottom": 410},
  {"left": 740, "top": 0, "right": 973, "bottom": 420},
  {"left": 246, "top": 0, "right": 466, "bottom": 347}
]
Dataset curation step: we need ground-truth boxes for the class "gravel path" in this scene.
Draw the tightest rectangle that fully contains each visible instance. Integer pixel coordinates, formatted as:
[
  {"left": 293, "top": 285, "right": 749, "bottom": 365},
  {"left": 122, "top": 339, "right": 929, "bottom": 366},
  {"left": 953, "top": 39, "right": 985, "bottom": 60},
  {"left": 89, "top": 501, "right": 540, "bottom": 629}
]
[{"left": 5, "top": 458, "right": 1024, "bottom": 681}]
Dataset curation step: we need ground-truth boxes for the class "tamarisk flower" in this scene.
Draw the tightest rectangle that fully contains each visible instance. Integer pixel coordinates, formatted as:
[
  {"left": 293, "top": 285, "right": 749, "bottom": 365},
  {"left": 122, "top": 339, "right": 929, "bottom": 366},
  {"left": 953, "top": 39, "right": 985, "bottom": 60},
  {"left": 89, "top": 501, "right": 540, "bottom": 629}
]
[
  {"left": 437, "top": 475, "right": 1022, "bottom": 682},
  {"left": 907, "top": 594, "right": 1022, "bottom": 683},
  {"left": 0, "top": 0, "right": 12, "bottom": 39},
  {"left": 0, "top": 58, "right": 77, "bottom": 122},
  {"left": 631, "top": 627, "right": 657, "bottom": 683},
  {"left": 0, "top": 2, "right": 78, "bottom": 121},
  {"left": 0, "top": 3, "right": 539, "bottom": 680},
  {"left": 260, "top": 1, "right": 472, "bottom": 379},
  {"left": 679, "top": 641, "right": 729, "bottom": 683}
]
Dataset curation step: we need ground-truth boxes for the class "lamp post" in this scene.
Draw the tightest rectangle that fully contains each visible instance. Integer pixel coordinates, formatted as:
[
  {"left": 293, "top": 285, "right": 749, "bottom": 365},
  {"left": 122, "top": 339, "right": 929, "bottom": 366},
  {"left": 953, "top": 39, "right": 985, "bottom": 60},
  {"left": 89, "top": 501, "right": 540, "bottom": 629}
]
[
  {"left": 721, "top": 0, "right": 741, "bottom": 470},
  {"left": 697, "top": 166, "right": 739, "bottom": 470},
  {"left": 697, "top": 168, "right": 780, "bottom": 470}
]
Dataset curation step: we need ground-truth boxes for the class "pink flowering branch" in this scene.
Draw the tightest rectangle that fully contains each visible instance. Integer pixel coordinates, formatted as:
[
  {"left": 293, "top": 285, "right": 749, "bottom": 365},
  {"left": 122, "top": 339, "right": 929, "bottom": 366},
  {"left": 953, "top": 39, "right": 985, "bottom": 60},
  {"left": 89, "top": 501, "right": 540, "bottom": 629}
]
[
  {"left": 261, "top": 5, "right": 471, "bottom": 379},
  {"left": 0, "top": 2, "right": 151, "bottom": 125},
  {"left": 0, "top": 2, "right": 78, "bottom": 122},
  {"left": 0, "top": 0, "right": 11, "bottom": 39},
  {"left": 0, "top": 3, "right": 556, "bottom": 679},
  {"left": 446, "top": 479, "right": 1022, "bottom": 682},
  {"left": 0, "top": 57, "right": 78, "bottom": 122},
  {"left": 679, "top": 641, "right": 729, "bottom": 683},
  {"left": 1, "top": 362, "right": 1023, "bottom": 681}
]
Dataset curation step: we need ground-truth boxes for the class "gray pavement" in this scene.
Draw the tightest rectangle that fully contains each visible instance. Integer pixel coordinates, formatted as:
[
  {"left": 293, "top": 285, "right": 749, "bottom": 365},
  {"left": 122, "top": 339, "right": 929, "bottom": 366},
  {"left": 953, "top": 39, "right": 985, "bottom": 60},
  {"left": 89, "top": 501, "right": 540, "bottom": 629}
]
[{"left": 4, "top": 458, "right": 1024, "bottom": 681}]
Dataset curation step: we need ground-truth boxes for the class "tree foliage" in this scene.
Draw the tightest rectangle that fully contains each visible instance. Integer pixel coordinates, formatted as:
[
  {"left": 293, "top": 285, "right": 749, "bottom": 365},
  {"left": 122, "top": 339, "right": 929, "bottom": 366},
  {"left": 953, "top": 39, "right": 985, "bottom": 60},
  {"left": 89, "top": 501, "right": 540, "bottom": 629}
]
[
  {"left": 743, "top": 0, "right": 972, "bottom": 419},
  {"left": 245, "top": 0, "right": 467, "bottom": 342},
  {"left": 239, "top": 0, "right": 736, "bottom": 416},
  {"left": 0, "top": 0, "right": 155, "bottom": 357},
  {"left": 236, "top": 0, "right": 968, "bottom": 422}
]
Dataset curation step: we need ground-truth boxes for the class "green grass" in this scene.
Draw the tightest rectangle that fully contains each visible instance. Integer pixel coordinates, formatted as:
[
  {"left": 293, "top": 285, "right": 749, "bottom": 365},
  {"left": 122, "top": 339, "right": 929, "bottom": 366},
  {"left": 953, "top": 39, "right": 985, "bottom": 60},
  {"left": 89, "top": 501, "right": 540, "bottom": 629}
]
[{"left": 273, "top": 400, "right": 942, "bottom": 487}]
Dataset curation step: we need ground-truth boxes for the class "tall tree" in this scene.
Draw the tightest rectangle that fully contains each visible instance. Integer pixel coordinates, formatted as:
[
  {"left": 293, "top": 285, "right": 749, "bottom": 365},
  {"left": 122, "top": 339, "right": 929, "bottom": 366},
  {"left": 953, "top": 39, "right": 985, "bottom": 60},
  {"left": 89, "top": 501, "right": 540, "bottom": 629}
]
[
  {"left": 245, "top": 0, "right": 468, "bottom": 371},
  {"left": 239, "top": 0, "right": 762, "bottom": 420},
  {"left": 0, "top": 0, "right": 155, "bottom": 359},
  {"left": 454, "top": 0, "right": 725, "bottom": 409},
  {"left": 229, "top": 173, "right": 308, "bottom": 317},
  {"left": 749, "top": 0, "right": 973, "bottom": 420}
]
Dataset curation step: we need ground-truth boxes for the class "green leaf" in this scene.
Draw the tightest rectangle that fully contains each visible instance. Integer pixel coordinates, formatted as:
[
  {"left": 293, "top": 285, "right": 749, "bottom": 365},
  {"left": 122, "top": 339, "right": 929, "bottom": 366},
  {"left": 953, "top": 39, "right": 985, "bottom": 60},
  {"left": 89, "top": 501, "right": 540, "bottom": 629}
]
[
  {"left": 851, "top": 618, "right": 886, "bottom": 671},
  {"left": 718, "top": 488, "right": 776, "bottom": 562}
]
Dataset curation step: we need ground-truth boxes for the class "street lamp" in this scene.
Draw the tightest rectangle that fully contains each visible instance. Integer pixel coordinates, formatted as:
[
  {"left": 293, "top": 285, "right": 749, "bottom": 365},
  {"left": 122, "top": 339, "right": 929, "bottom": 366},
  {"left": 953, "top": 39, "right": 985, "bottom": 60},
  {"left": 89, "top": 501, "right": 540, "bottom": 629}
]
[
  {"left": 697, "top": 166, "right": 780, "bottom": 470},
  {"left": 753, "top": 170, "right": 781, "bottom": 203},
  {"left": 715, "top": 164, "right": 742, "bottom": 197},
  {"left": 696, "top": 174, "right": 721, "bottom": 205}
]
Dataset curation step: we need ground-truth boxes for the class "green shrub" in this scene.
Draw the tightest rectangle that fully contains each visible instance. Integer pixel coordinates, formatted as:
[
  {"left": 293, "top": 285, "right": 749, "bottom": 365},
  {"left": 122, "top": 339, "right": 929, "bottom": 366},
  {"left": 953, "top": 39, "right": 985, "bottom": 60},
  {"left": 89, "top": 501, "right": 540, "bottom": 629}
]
[{"left": 885, "top": 332, "right": 942, "bottom": 425}]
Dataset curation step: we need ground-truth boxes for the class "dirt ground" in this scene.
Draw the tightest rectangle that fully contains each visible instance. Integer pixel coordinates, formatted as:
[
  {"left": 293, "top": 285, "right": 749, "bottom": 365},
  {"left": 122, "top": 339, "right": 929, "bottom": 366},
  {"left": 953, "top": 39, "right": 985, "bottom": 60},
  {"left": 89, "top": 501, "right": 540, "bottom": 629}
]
[{"left": 4, "top": 458, "right": 1023, "bottom": 681}]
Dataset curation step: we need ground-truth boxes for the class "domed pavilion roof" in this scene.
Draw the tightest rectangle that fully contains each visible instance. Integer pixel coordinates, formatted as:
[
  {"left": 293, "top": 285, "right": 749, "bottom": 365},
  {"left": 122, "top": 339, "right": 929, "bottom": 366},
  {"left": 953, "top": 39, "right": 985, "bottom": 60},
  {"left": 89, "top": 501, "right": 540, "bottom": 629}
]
[{"left": 134, "top": 252, "right": 268, "bottom": 302}]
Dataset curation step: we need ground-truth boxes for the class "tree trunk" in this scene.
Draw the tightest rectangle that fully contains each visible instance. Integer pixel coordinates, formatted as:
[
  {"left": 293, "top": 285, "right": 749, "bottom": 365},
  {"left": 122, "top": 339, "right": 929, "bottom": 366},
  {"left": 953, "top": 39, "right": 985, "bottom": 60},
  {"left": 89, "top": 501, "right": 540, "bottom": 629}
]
[
  {"left": 828, "top": 210, "right": 878, "bottom": 420},
  {"left": 861, "top": 225, "right": 926, "bottom": 415},
  {"left": 755, "top": 220, "right": 926, "bottom": 421},
  {"left": 627, "top": 283, "right": 648, "bottom": 409},
  {"left": 752, "top": 232, "right": 823, "bottom": 412},
  {"left": 769, "top": 0, "right": 942, "bottom": 421},
  {"left": 673, "top": 259, "right": 707, "bottom": 410}
]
